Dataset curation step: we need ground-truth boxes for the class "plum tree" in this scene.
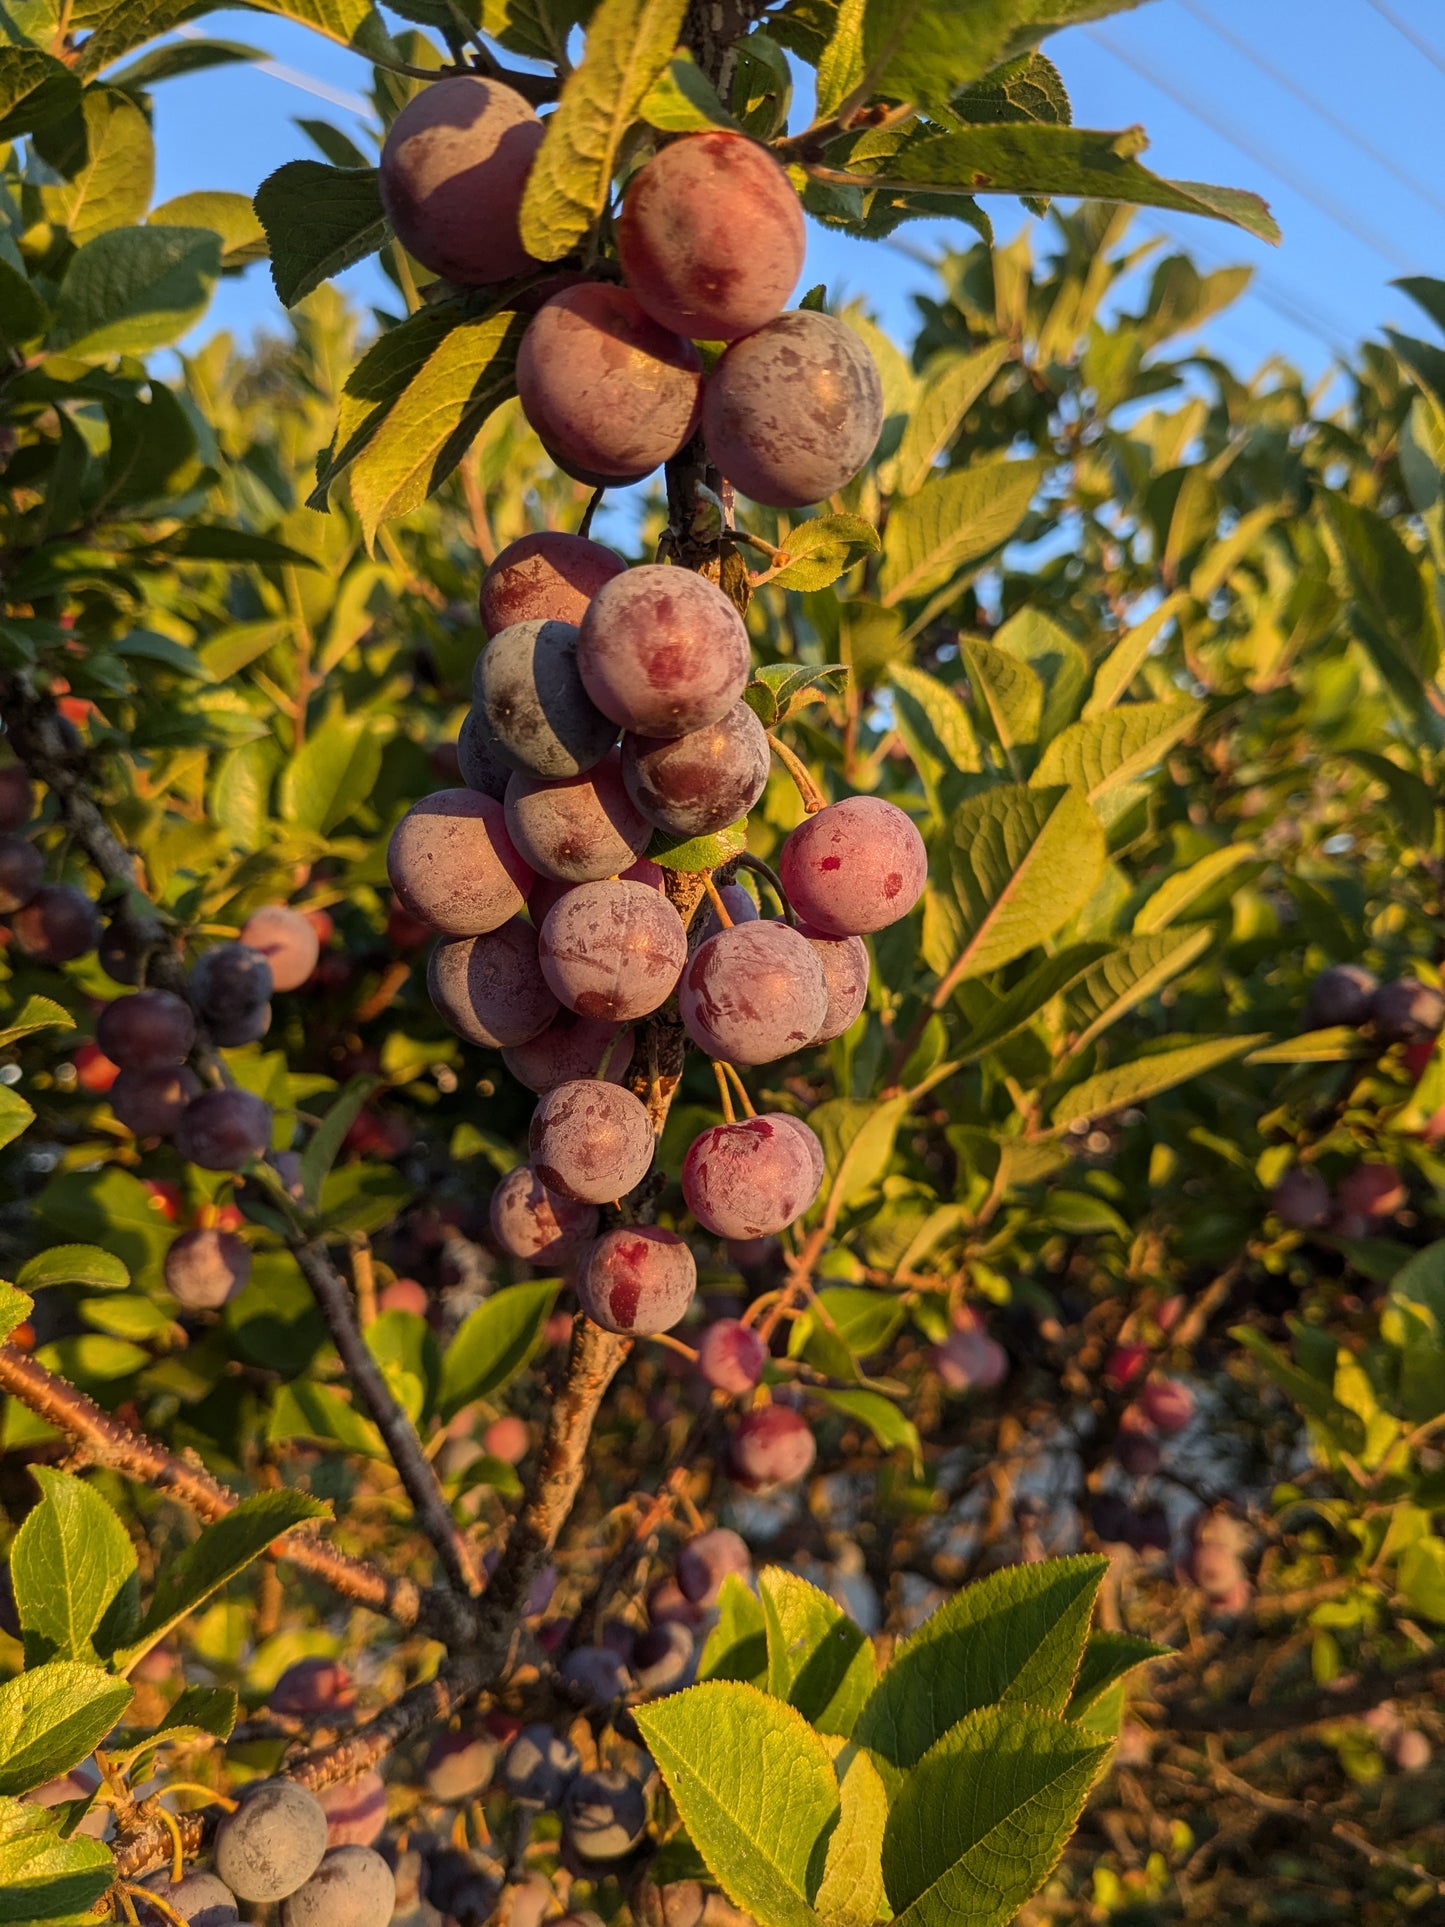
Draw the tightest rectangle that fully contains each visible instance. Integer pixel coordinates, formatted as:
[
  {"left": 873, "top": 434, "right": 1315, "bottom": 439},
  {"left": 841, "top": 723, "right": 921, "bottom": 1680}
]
[
  {"left": 164, "top": 1227, "right": 252, "bottom": 1309},
  {"left": 96, "top": 990, "right": 195, "bottom": 1071},
  {"left": 239, "top": 905, "right": 321, "bottom": 991},
  {"left": 425, "top": 1729, "right": 497, "bottom": 1802},
  {"left": 694, "top": 1320, "right": 766, "bottom": 1395},
  {"left": 387, "top": 789, "right": 534, "bottom": 935},
  {"left": 681, "top": 1114, "right": 823, "bottom": 1237},
  {"left": 11, "top": 882, "right": 98, "bottom": 961},
  {"left": 798, "top": 924, "right": 870, "bottom": 1041},
  {"left": 1304, "top": 962, "right": 1378, "bottom": 1030},
  {"left": 318, "top": 1772, "right": 387, "bottom": 1848},
  {"left": 679, "top": 921, "right": 828, "bottom": 1064},
  {"left": 576, "top": 1226, "right": 697, "bottom": 1334},
  {"left": 457, "top": 707, "right": 512, "bottom": 800},
  {"left": 577, "top": 566, "right": 751, "bottom": 740},
  {"left": 378, "top": 76, "right": 544, "bottom": 284},
  {"left": 620, "top": 702, "right": 771, "bottom": 838},
  {"left": 516, "top": 284, "right": 702, "bottom": 486},
  {"left": 502, "top": 1724, "right": 579, "bottom": 1807},
  {"left": 474, "top": 619, "right": 618, "bottom": 778},
  {"left": 504, "top": 751, "right": 653, "bottom": 883},
  {"left": 480, "top": 532, "right": 627, "bottom": 637},
  {"left": 0, "top": 833, "right": 42, "bottom": 912},
  {"left": 111, "top": 1066, "right": 201, "bottom": 1138},
  {"left": 279, "top": 1844, "right": 396, "bottom": 1927},
  {"left": 490, "top": 1166, "right": 598, "bottom": 1265},
  {"left": 617, "top": 132, "right": 805, "bottom": 341},
  {"left": 779, "top": 796, "right": 928, "bottom": 936},
  {"left": 676, "top": 1527, "right": 751, "bottom": 1605},
  {"left": 538, "top": 879, "right": 687, "bottom": 1021},
  {"left": 501, "top": 1011, "right": 634, "bottom": 1093},
  {"left": 175, "top": 1089, "right": 273, "bottom": 1172},
  {"left": 562, "top": 1768, "right": 648, "bottom": 1861},
  {"left": 730, "top": 1404, "right": 815, "bottom": 1487},
  {"left": 214, "top": 1780, "right": 329, "bottom": 1902},
  {"left": 702, "top": 310, "right": 884, "bottom": 507},
  {"left": 190, "top": 941, "right": 274, "bottom": 1026},
  {"left": 428, "top": 917, "right": 559, "bottom": 1048}
]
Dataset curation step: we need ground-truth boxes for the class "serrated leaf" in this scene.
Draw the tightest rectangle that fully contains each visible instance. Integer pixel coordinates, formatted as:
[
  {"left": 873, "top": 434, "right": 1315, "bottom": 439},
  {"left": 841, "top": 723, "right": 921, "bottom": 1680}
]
[
  {"left": 811, "top": 1095, "right": 909, "bottom": 1215},
  {"left": 0, "top": 1796, "right": 114, "bottom": 1922},
  {"left": 848, "top": 0, "right": 1144, "bottom": 115},
  {"left": 960, "top": 636, "right": 1043, "bottom": 753},
  {"left": 1066, "top": 1630, "right": 1166, "bottom": 1716},
  {"left": 759, "top": 1568, "right": 875, "bottom": 1737},
  {"left": 348, "top": 312, "right": 525, "bottom": 545},
  {"left": 1051, "top": 1033, "right": 1267, "bottom": 1128},
  {"left": 17, "top": 1245, "right": 129, "bottom": 1293},
  {"left": 1082, "top": 592, "right": 1186, "bottom": 714},
  {"left": 768, "top": 515, "right": 880, "bottom": 592},
  {"left": 636, "top": 1681, "right": 840, "bottom": 1927},
  {"left": 278, "top": 713, "right": 382, "bottom": 834},
  {"left": 150, "top": 191, "right": 268, "bottom": 267},
  {"left": 0, "top": 1662, "right": 132, "bottom": 1798},
  {"left": 51, "top": 224, "right": 220, "bottom": 357},
  {"left": 788, "top": 1286, "right": 904, "bottom": 1366},
  {"left": 951, "top": 942, "right": 1112, "bottom": 1064},
  {"left": 742, "top": 662, "right": 848, "bottom": 729},
  {"left": 253, "top": 160, "right": 387, "bottom": 307},
  {"left": 300, "top": 1075, "right": 383, "bottom": 1205},
  {"left": 482, "top": 0, "right": 585, "bottom": 63},
  {"left": 11, "top": 1469, "right": 138, "bottom": 1667},
  {"left": 1031, "top": 699, "right": 1198, "bottom": 801},
  {"left": 311, "top": 305, "right": 465, "bottom": 506},
  {"left": 519, "top": 0, "right": 688, "bottom": 261},
  {"left": 895, "top": 341, "right": 1011, "bottom": 494},
  {"left": 0, "top": 48, "right": 79, "bottom": 140},
  {"left": 1247, "top": 1028, "right": 1373, "bottom": 1065},
  {"left": 881, "top": 1702, "right": 1110, "bottom": 1927},
  {"left": 648, "top": 818, "right": 749, "bottom": 872},
  {"left": 1132, "top": 842, "right": 1261, "bottom": 933},
  {"left": 816, "top": 1743, "right": 887, "bottom": 1927},
  {"left": 438, "top": 1280, "right": 560, "bottom": 1420},
  {"left": 267, "top": 1379, "right": 388, "bottom": 1459},
  {"left": 0, "top": 1088, "right": 33, "bottom": 1153},
  {"left": 1064, "top": 925, "right": 1212, "bottom": 1056},
  {"left": 942, "top": 784, "right": 1104, "bottom": 988},
  {"left": 890, "top": 662, "right": 980, "bottom": 806},
  {"left": 640, "top": 52, "right": 736, "bottom": 130},
  {"left": 879, "top": 457, "right": 1044, "bottom": 606},
  {"left": 39, "top": 88, "right": 154, "bottom": 247},
  {"left": 853, "top": 1555, "right": 1106, "bottom": 1781},
  {"left": 699, "top": 1572, "right": 770, "bottom": 1685}
]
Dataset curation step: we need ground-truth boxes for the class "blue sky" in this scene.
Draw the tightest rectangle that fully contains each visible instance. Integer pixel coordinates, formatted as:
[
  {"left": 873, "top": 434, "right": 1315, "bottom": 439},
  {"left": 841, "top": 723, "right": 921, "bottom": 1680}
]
[{"left": 145, "top": 0, "right": 1445, "bottom": 376}]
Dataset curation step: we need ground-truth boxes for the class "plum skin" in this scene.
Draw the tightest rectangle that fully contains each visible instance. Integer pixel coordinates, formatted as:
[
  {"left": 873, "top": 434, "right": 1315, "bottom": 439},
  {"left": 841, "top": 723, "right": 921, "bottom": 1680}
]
[
  {"left": 576, "top": 1226, "right": 697, "bottom": 1334},
  {"left": 502, "top": 1011, "right": 635, "bottom": 1093},
  {"left": 164, "top": 1227, "right": 251, "bottom": 1309},
  {"left": 679, "top": 921, "right": 828, "bottom": 1066},
  {"left": 682, "top": 1114, "right": 823, "bottom": 1239},
  {"left": 779, "top": 795, "right": 928, "bottom": 937},
  {"left": 490, "top": 1165, "right": 598, "bottom": 1265},
  {"left": 617, "top": 131, "right": 805, "bottom": 341},
  {"left": 730, "top": 1404, "right": 816, "bottom": 1488},
  {"left": 428, "top": 917, "right": 558, "bottom": 1049},
  {"left": 480, "top": 531, "right": 627, "bottom": 637},
  {"left": 529, "top": 1079, "right": 655, "bottom": 1204},
  {"left": 620, "top": 701, "right": 771, "bottom": 839},
  {"left": 578, "top": 565, "right": 751, "bottom": 741},
  {"left": 386, "top": 788, "right": 534, "bottom": 936},
  {"left": 539, "top": 879, "right": 687, "bottom": 1023},
  {"left": 504, "top": 751, "right": 652, "bottom": 885},
  {"left": 474, "top": 618, "right": 618, "bottom": 780},
  {"left": 379, "top": 75, "right": 544, "bottom": 285},
  {"left": 239, "top": 904, "right": 321, "bottom": 991}
]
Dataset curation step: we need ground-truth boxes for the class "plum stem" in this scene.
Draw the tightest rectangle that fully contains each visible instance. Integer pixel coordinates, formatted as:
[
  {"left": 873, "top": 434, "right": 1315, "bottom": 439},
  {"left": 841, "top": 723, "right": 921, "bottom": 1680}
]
[
  {"left": 702, "top": 873, "right": 735, "bottom": 929},
  {"left": 721, "top": 1059, "right": 757, "bottom": 1119},
  {"left": 578, "top": 485, "right": 605, "bottom": 537},
  {"left": 766, "top": 730, "right": 827, "bottom": 815},
  {"left": 713, "top": 1058, "right": 737, "bottom": 1123},
  {"left": 650, "top": 1330, "right": 700, "bottom": 1364}
]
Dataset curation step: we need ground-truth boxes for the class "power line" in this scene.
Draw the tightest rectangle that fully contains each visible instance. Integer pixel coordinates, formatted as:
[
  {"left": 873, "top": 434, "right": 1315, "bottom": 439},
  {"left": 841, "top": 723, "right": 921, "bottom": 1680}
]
[
  {"left": 1364, "top": 0, "right": 1445, "bottom": 80},
  {"left": 1086, "top": 24, "right": 1421, "bottom": 275},
  {"left": 1177, "top": 0, "right": 1445, "bottom": 224},
  {"left": 174, "top": 23, "right": 371, "bottom": 116}
]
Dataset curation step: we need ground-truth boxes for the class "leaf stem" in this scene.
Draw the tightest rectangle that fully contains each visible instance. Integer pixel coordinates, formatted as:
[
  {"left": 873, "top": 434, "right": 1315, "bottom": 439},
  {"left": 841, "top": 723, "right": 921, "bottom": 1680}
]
[{"left": 767, "top": 730, "right": 827, "bottom": 814}]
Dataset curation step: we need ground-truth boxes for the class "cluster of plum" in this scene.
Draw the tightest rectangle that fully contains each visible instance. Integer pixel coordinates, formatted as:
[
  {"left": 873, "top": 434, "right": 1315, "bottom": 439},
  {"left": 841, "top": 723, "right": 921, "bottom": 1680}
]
[{"left": 379, "top": 86, "right": 882, "bottom": 508}]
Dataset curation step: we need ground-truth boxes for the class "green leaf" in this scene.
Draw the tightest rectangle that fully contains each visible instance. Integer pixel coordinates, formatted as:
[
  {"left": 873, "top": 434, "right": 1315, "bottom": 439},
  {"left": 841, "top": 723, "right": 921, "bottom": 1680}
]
[
  {"left": 854, "top": 1555, "right": 1106, "bottom": 1780},
  {"left": 951, "top": 942, "right": 1112, "bottom": 1063},
  {"left": 954, "top": 48, "right": 1071, "bottom": 125},
  {"left": 821, "top": 1389, "right": 922, "bottom": 1470},
  {"left": 267, "top": 1379, "right": 388, "bottom": 1459},
  {"left": 11, "top": 1468, "right": 138, "bottom": 1666},
  {"left": 640, "top": 51, "right": 736, "bottom": 131},
  {"left": 155, "top": 525, "right": 319, "bottom": 569},
  {"left": 348, "top": 312, "right": 525, "bottom": 546},
  {"left": 39, "top": 88, "right": 154, "bottom": 246},
  {"left": 0, "top": 1797, "right": 114, "bottom": 1924},
  {"left": 0, "top": 1286, "right": 33, "bottom": 1346},
  {"left": 17, "top": 1245, "right": 128, "bottom": 1292},
  {"left": 815, "top": 1744, "right": 887, "bottom": 1927},
  {"left": 310, "top": 305, "right": 465, "bottom": 506},
  {"left": 742, "top": 662, "right": 848, "bottom": 729},
  {"left": 113, "top": 1490, "right": 328, "bottom": 1673},
  {"left": 0, "top": 1088, "right": 33, "bottom": 1153},
  {"left": 1133, "top": 842, "right": 1261, "bottom": 933},
  {"left": 879, "top": 457, "right": 1045, "bottom": 606},
  {"left": 1321, "top": 490, "right": 1440, "bottom": 691},
  {"left": 0, "top": 261, "right": 47, "bottom": 348},
  {"left": 300, "top": 1075, "right": 383, "bottom": 1205},
  {"left": 106, "top": 38, "right": 261, "bottom": 90},
  {"left": 438, "top": 1280, "right": 560, "bottom": 1421},
  {"left": 296, "top": 116, "right": 372, "bottom": 169},
  {"left": 1051, "top": 1033, "right": 1266, "bottom": 1128},
  {"left": 881, "top": 1702, "right": 1111, "bottom": 1927},
  {"left": 0, "top": 1662, "right": 132, "bottom": 1798},
  {"left": 0, "top": 996, "right": 72, "bottom": 1050},
  {"left": 253, "top": 161, "right": 388, "bottom": 307},
  {"left": 518, "top": 0, "right": 688, "bottom": 261},
  {"left": 278, "top": 713, "right": 382, "bottom": 834},
  {"left": 960, "top": 637, "right": 1043, "bottom": 755},
  {"left": 648, "top": 817, "right": 749, "bottom": 872},
  {"left": 767, "top": 515, "right": 880, "bottom": 592},
  {"left": 1399, "top": 1537, "right": 1445, "bottom": 1624},
  {"left": 1064, "top": 926, "right": 1212, "bottom": 1057},
  {"left": 811, "top": 1094, "right": 910, "bottom": 1213},
  {"left": 51, "top": 224, "right": 221, "bottom": 357},
  {"left": 895, "top": 342, "right": 1011, "bottom": 495},
  {"left": 788, "top": 1286, "right": 904, "bottom": 1365},
  {"left": 229, "top": 0, "right": 386, "bottom": 52},
  {"left": 941, "top": 785, "right": 1105, "bottom": 988},
  {"left": 35, "top": 1168, "right": 170, "bottom": 1288},
  {"left": 636, "top": 1681, "right": 840, "bottom": 1927},
  {"left": 1338, "top": 748, "right": 1438, "bottom": 851},
  {"left": 481, "top": 0, "right": 585, "bottom": 63},
  {"left": 851, "top": 0, "right": 1145, "bottom": 114},
  {"left": 1066, "top": 1630, "right": 1166, "bottom": 1717},
  {"left": 759, "top": 1567, "right": 875, "bottom": 1737},
  {"left": 150, "top": 191, "right": 268, "bottom": 267},
  {"left": 889, "top": 662, "right": 980, "bottom": 804},
  {"left": 0, "top": 48, "right": 79, "bottom": 140},
  {"left": 1230, "top": 1327, "right": 1366, "bottom": 1454},
  {"left": 1031, "top": 699, "right": 1199, "bottom": 802},
  {"left": 698, "top": 1573, "right": 769, "bottom": 1685}
]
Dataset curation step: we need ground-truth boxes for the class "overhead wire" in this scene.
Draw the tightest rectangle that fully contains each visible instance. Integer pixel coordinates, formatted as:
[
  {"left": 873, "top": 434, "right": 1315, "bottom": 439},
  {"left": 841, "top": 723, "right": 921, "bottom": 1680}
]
[{"left": 1363, "top": 0, "right": 1445, "bottom": 81}]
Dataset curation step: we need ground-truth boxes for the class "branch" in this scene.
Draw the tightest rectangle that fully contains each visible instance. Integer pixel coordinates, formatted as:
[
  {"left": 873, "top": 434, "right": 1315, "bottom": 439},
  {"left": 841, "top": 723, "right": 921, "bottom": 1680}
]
[
  {"left": 0, "top": 1343, "right": 471, "bottom": 1643},
  {"left": 291, "top": 1237, "right": 484, "bottom": 1600}
]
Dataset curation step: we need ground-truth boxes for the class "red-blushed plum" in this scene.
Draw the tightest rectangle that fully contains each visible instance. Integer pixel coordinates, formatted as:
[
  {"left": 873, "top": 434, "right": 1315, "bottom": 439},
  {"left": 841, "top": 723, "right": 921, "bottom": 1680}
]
[
  {"left": 539, "top": 879, "right": 687, "bottom": 1021},
  {"left": 175, "top": 1088, "right": 272, "bottom": 1172},
  {"left": 695, "top": 1320, "right": 766, "bottom": 1395},
  {"left": 576, "top": 1226, "right": 696, "bottom": 1334},
  {"left": 798, "top": 922, "right": 869, "bottom": 1041},
  {"left": 96, "top": 989, "right": 195, "bottom": 1071},
  {"left": 490, "top": 1165, "right": 598, "bottom": 1264},
  {"left": 779, "top": 796, "right": 926, "bottom": 936},
  {"left": 380, "top": 1277, "right": 429, "bottom": 1315},
  {"left": 279, "top": 1844, "right": 395, "bottom": 1927},
  {"left": 474, "top": 619, "right": 618, "bottom": 778},
  {"left": 679, "top": 921, "right": 827, "bottom": 1064},
  {"left": 676, "top": 1526, "right": 751, "bottom": 1604},
  {"left": 11, "top": 882, "right": 99, "bottom": 961},
  {"left": 1270, "top": 1166, "right": 1331, "bottom": 1229},
  {"left": 529, "top": 855, "right": 665, "bottom": 928},
  {"left": 702, "top": 310, "right": 883, "bottom": 508},
  {"left": 516, "top": 284, "right": 702, "bottom": 486},
  {"left": 774, "top": 1112, "right": 825, "bottom": 1188},
  {"left": 502, "top": 1724, "right": 580, "bottom": 1807},
  {"left": 0, "top": 834, "right": 42, "bottom": 912},
  {"left": 164, "top": 1228, "right": 251, "bottom": 1309},
  {"left": 378, "top": 76, "right": 544, "bottom": 284},
  {"left": 240, "top": 905, "right": 321, "bottom": 991},
  {"left": 428, "top": 917, "right": 558, "bottom": 1048},
  {"left": 1104, "top": 1343, "right": 1149, "bottom": 1390},
  {"left": 504, "top": 751, "right": 652, "bottom": 884},
  {"left": 632, "top": 1620, "right": 693, "bottom": 1693},
  {"left": 190, "top": 940, "right": 273, "bottom": 1023},
  {"left": 730, "top": 1404, "right": 815, "bottom": 1488},
  {"left": 214, "top": 1780, "right": 328, "bottom": 1902},
  {"left": 318, "top": 1772, "right": 387, "bottom": 1849},
  {"left": 111, "top": 1065, "right": 200, "bottom": 1137},
  {"left": 502, "top": 1010, "right": 635, "bottom": 1093},
  {"left": 425, "top": 1729, "right": 497, "bottom": 1802},
  {"left": 617, "top": 132, "right": 805, "bottom": 341},
  {"left": 1304, "top": 962, "right": 1377, "bottom": 1030},
  {"left": 1371, "top": 976, "right": 1445, "bottom": 1044},
  {"left": 480, "top": 531, "right": 628, "bottom": 637},
  {"left": 620, "top": 702, "right": 770, "bottom": 838},
  {"left": 458, "top": 707, "right": 512, "bottom": 800},
  {"left": 682, "top": 1114, "right": 822, "bottom": 1237},
  {"left": 0, "top": 765, "right": 33, "bottom": 831},
  {"left": 1338, "top": 1161, "right": 1408, "bottom": 1220},
  {"left": 577, "top": 566, "right": 751, "bottom": 739},
  {"left": 1139, "top": 1378, "right": 1195, "bottom": 1434},
  {"left": 484, "top": 1414, "right": 530, "bottom": 1462},
  {"left": 562, "top": 1769, "right": 648, "bottom": 1861},
  {"left": 387, "top": 789, "right": 533, "bottom": 935},
  {"left": 271, "top": 1658, "right": 355, "bottom": 1720}
]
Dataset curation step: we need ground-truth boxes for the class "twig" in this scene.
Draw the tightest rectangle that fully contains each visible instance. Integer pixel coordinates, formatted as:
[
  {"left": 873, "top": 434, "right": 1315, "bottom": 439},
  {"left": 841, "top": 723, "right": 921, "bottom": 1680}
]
[{"left": 766, "top": 731, "right": 827, "bottom": 814}]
